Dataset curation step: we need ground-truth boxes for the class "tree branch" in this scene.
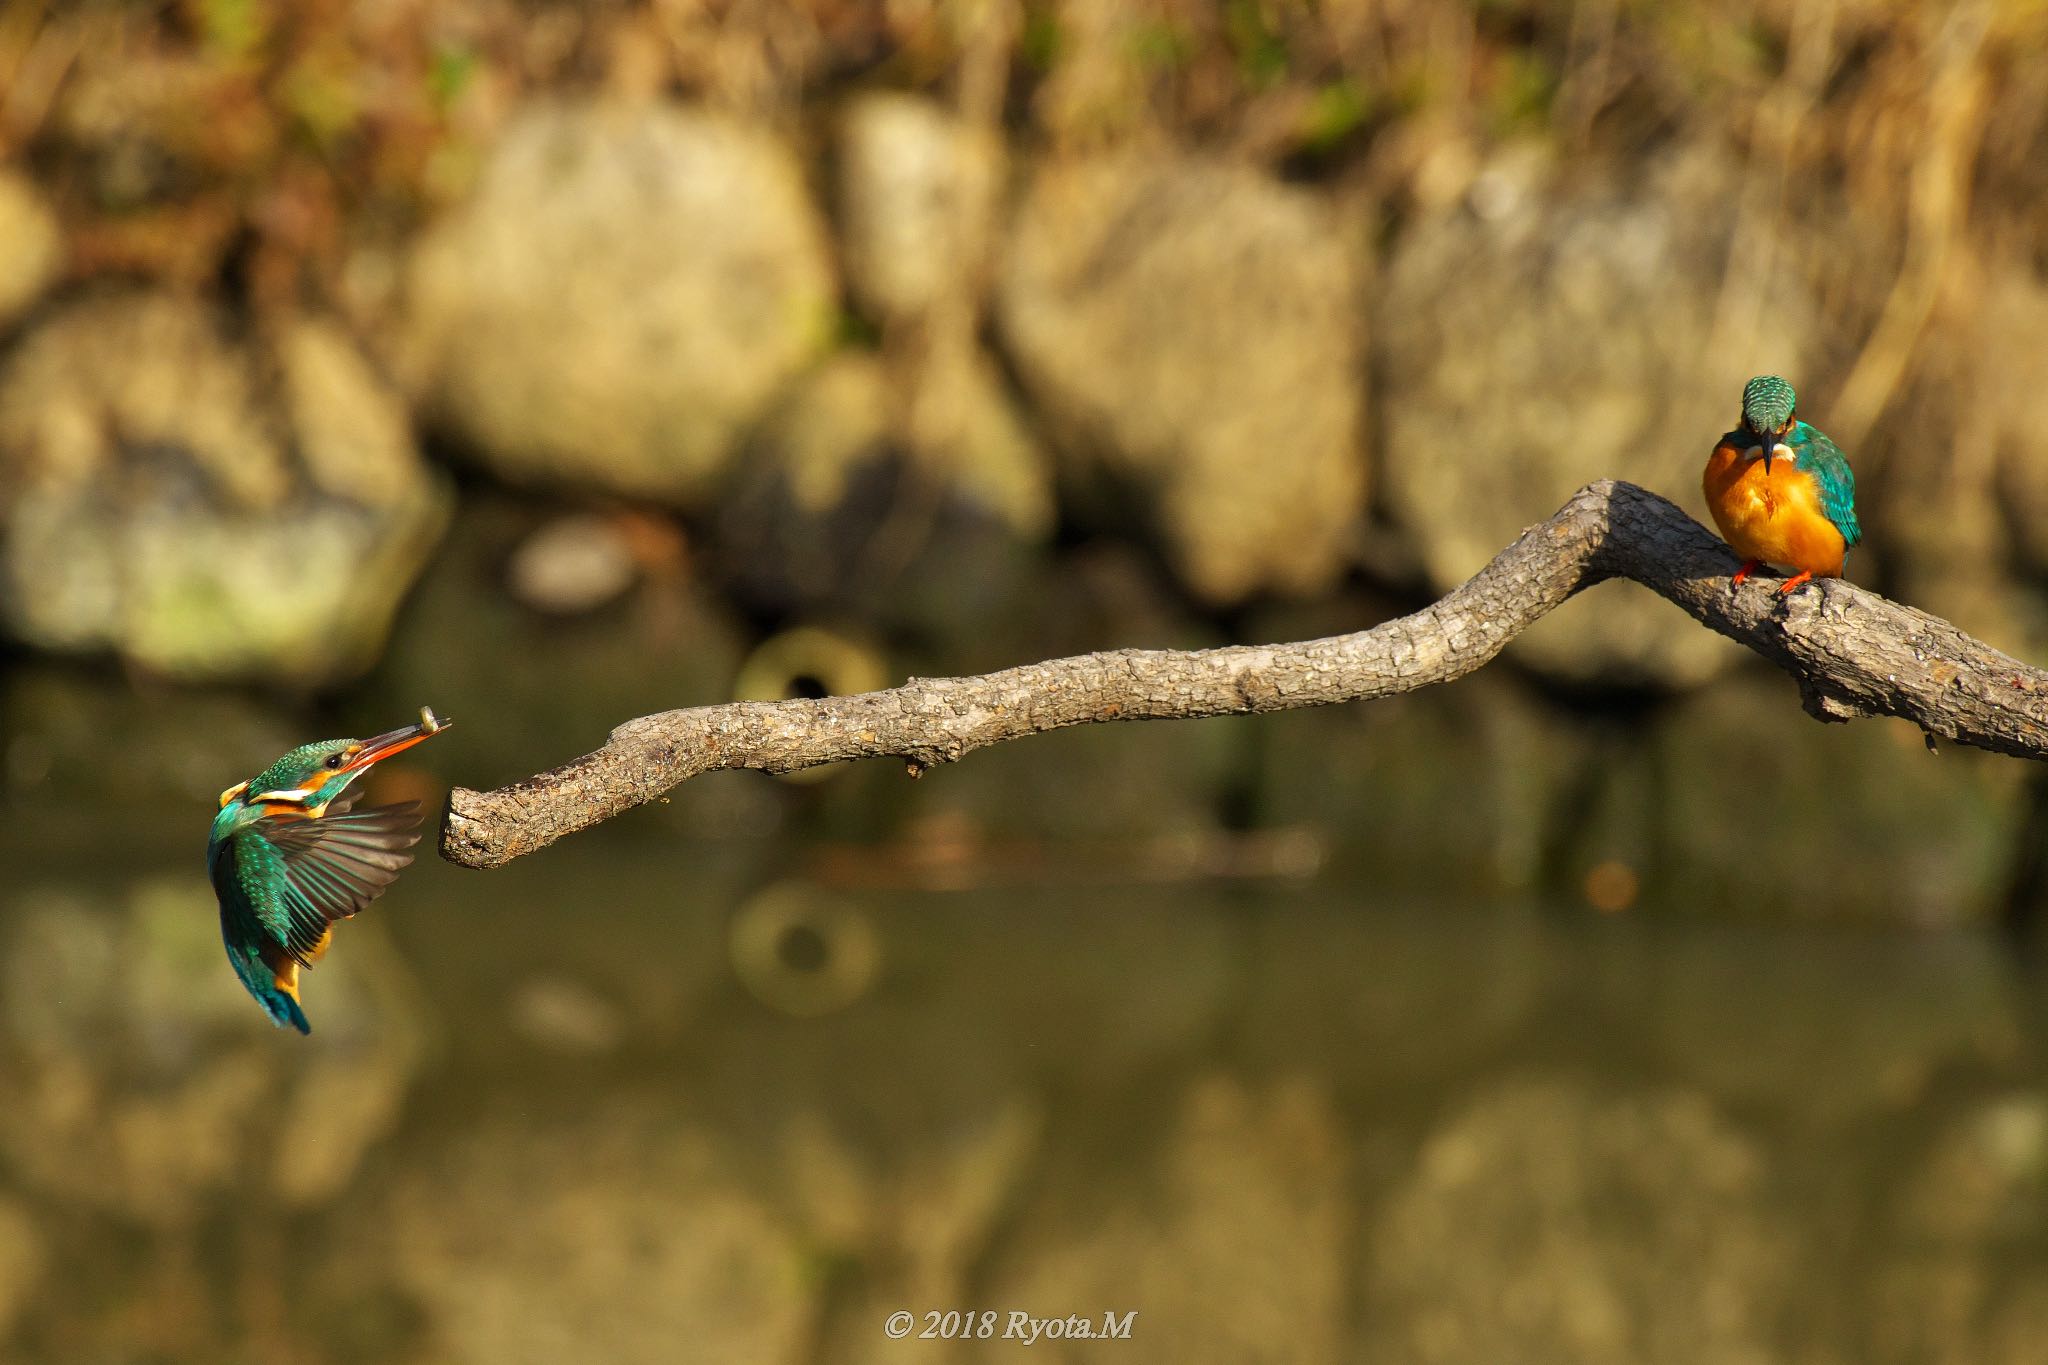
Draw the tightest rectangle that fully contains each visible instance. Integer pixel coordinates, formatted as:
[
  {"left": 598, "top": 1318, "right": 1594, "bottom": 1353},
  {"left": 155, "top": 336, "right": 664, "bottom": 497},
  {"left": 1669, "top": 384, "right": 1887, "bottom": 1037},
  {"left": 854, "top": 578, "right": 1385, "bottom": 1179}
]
[{"left": 440, "top": 479, "right": 2048, "bottom": 869}]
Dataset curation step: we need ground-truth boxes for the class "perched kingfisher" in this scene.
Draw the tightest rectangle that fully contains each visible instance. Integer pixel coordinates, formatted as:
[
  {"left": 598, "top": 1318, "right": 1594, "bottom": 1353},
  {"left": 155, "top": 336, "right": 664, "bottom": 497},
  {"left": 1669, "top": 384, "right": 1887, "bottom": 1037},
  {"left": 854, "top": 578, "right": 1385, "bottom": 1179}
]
[
  {"left": 1702, "top": 375, "right": 1862, "bottom": 594},
  {"left": 207, "top": 708, "right": 450, "bottom": 1033}
]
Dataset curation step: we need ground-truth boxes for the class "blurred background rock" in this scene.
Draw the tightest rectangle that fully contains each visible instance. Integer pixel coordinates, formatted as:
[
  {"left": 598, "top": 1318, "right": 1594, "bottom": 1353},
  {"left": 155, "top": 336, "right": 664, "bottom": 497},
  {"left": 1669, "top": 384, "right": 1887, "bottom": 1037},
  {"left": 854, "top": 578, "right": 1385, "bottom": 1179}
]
[{"left": 2, "top": 1, "right": 2047, "bottom": 1361}]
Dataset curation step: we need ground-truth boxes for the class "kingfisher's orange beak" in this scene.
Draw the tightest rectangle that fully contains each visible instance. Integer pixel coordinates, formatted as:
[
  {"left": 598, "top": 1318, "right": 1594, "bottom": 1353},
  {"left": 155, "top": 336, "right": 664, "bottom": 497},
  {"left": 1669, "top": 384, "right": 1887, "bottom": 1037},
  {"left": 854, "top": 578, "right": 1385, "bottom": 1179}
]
[{"left": 342, "top": 715, "right": 453, "bottom": 774}]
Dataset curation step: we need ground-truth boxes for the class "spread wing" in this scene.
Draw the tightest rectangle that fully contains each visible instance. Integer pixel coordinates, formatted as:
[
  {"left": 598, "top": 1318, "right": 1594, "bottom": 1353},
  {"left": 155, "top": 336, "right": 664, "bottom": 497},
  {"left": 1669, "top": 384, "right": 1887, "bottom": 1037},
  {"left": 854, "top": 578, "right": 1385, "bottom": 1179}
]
[
  {"left": 249, "top": 801, "right": 425, "bottom": 964},
  {"left": 1796, "top": 430, "right": 1862, "bottom": 548}
]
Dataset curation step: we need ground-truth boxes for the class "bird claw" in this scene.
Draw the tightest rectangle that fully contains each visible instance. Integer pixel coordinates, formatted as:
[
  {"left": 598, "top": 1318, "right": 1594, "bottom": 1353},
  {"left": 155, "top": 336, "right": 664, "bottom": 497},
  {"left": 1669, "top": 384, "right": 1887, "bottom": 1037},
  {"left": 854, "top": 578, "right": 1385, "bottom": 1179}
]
[
  {"left": 1777, "top": 571, "right": 1815, "bottom": 596},
  {"left": 1731, "top": 560, "right": 1761, "bottom": 587}
]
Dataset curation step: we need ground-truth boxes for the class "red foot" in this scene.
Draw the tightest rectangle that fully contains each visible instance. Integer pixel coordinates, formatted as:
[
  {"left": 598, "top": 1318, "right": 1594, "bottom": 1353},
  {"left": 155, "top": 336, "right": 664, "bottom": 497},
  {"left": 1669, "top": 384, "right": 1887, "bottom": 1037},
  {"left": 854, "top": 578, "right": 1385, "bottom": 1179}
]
[
  {"left": 1777, "top": 570, "right": 1815, "bottom": 595},
  {"left": 1731, "top": 560, "right": 1761, "bottom": 587}
]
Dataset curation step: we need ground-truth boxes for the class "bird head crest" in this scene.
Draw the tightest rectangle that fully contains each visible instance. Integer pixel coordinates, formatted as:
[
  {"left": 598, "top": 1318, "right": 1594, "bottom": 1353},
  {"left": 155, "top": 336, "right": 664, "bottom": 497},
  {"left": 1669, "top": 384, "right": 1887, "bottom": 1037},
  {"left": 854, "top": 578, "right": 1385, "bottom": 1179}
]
[{"left": 1741, "top": 376, "right": 1797, "bottom": 438}]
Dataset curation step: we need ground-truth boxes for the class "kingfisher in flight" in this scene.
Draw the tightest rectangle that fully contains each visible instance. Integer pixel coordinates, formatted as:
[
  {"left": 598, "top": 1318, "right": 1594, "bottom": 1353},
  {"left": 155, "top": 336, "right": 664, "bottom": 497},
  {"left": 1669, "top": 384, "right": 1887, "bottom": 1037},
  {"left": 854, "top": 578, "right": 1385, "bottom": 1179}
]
[
  {"left": 1702, "top": 375, "right": 1861, "bottom": 594},
  {"left": 207, "top": 707, "right": 450, "bottom": 1033}
]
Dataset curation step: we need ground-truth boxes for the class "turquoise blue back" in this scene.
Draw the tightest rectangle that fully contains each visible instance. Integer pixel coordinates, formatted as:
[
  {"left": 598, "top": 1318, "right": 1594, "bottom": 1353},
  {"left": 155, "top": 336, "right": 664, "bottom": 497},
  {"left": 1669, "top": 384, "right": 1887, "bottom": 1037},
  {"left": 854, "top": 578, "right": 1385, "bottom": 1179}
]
[
  {"left": 1789, "top": 421, "right": 1861, "bottom": 548},
  {"left": 206, "top": 835, "right": 312, "bottom": 1033}
]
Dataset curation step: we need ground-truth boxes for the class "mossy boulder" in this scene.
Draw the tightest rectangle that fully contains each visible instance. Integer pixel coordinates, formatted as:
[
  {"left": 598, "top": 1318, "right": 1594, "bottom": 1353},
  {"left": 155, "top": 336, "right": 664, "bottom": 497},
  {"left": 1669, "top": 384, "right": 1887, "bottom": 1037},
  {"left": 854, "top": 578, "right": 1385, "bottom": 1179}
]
[{"left": 0, "top": 291, "right": 447, "bottom": 685}]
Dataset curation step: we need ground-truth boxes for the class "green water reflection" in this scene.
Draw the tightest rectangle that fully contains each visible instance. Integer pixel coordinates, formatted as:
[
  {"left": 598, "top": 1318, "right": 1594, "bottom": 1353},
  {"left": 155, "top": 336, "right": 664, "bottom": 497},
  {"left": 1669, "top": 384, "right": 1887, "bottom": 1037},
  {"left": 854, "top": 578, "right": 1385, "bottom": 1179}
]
[{"left": 2, "top": 792, "right": 2045, "bottom": 1363}]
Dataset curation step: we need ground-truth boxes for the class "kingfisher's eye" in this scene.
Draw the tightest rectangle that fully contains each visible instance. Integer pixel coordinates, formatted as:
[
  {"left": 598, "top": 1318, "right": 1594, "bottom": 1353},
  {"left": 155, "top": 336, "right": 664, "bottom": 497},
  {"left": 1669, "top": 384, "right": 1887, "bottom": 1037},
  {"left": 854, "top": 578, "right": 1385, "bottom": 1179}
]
[{"left": 325, "top": 753, "right": 344, "bottom": 770}]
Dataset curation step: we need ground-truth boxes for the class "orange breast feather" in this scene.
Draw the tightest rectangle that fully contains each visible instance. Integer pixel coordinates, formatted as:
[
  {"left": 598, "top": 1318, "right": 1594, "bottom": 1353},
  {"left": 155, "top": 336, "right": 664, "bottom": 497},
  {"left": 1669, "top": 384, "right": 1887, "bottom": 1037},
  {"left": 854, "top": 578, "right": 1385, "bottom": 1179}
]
[
  {"left": 1702, "top": 441, "right": 1846, "bottom": 578},
  {"left": 259, "top": 940, "right": 304, "bottom": 1001}
]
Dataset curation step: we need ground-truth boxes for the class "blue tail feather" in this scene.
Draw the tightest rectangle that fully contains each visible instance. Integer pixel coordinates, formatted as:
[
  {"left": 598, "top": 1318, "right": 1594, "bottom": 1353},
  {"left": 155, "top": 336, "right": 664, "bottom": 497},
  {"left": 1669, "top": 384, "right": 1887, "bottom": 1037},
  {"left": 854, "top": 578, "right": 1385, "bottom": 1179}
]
[{"left": 223, "top": 935, "right": 311, "bottom": 1034}]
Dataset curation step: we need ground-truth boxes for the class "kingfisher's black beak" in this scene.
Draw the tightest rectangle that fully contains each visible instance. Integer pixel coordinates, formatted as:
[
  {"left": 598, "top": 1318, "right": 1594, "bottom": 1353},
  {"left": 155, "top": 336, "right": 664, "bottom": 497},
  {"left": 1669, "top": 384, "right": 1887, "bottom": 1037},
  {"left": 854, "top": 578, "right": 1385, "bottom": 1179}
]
[{"left": 1759, "top": 432, "right": 1776, "bottom": 474}]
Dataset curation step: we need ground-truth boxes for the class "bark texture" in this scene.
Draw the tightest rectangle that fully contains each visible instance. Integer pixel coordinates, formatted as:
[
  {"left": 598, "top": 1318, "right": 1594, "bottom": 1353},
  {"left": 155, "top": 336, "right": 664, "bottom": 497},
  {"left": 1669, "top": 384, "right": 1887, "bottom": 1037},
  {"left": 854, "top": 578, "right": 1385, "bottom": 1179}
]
[{"left": 442, "top": 480, "right": 2048, "bottom": 869}]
